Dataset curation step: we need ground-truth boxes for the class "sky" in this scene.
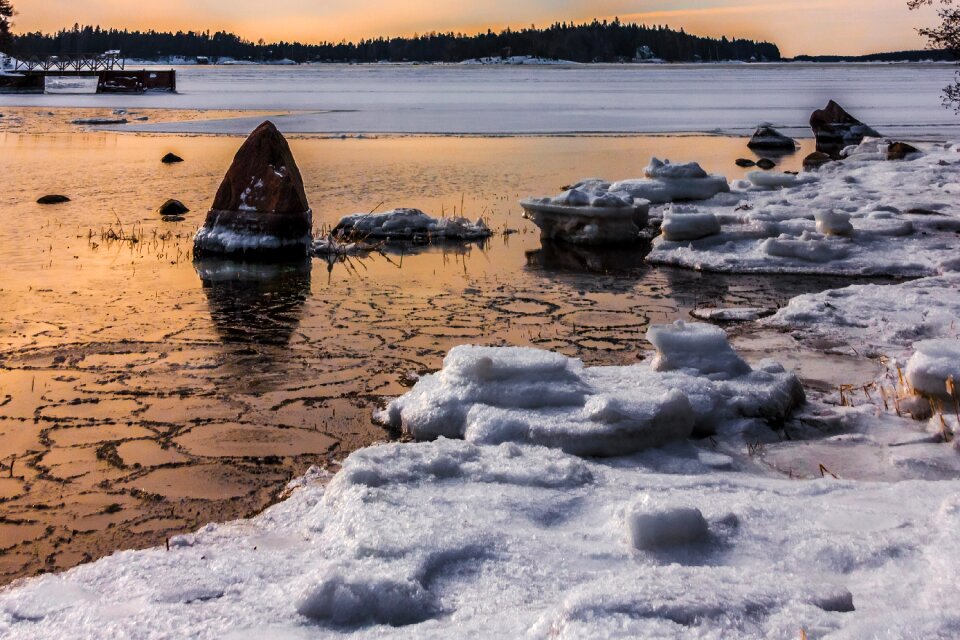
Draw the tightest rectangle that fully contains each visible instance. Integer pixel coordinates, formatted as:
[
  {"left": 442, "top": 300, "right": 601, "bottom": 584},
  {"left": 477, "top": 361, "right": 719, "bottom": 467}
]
[{"left": 9, "top": 0, "right": 934, "bottom": 57}]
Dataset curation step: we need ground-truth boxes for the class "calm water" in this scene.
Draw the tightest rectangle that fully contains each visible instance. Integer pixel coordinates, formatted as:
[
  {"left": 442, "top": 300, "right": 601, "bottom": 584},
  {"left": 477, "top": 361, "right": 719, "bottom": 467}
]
[
  {"left": 0, "top": 121, "right": 882, "bottom": 582},
  {"left": 1, "top": 63, "right": 956, "bottom": 137}
]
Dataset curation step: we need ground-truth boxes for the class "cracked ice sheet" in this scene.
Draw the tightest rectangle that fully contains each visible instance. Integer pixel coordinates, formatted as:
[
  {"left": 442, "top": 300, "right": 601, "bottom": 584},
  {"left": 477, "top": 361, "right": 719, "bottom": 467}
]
[
  {"left": 646, "top": 142, "right": 960, "bottom": 277},
  {"left": 1, "top": 439, "right": 959, "bottom": 639}
]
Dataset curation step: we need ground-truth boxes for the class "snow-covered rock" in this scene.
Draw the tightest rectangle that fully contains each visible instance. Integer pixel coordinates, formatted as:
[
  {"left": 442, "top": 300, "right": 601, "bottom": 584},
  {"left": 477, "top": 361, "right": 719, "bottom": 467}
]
[
  {"left": 380, "top": 321, "right": 803, "bottom": 449},
  {"left": 608, "top": 158, "right": 730, "bottom": 204},
  {"left": 815, "top": 210, "right": 854, "bottom": 236},
  {"left": 333, "top": 209, "right": 491, "bottom": 241}
]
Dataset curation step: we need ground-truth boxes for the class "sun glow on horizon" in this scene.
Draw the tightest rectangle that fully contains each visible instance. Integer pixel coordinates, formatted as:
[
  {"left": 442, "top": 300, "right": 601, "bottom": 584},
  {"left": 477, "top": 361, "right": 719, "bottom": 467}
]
[{"left": 11, "top": 0, "right": 933, "bottom": 57}]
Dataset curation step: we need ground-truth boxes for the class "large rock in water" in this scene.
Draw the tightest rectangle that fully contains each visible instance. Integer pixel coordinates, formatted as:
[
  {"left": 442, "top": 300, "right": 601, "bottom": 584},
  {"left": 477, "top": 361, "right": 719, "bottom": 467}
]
[
  {"left": 194, "top": 121, "right": 312, "bottom": 259},
  {"left": 810, "top": 101, "right": 881, "bottom": 157}
]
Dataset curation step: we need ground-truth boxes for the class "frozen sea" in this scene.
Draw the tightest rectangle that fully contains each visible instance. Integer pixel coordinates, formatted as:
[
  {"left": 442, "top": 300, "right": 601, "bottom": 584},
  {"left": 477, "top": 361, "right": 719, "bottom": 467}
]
[{"left": 0, "top": 62, "right": 957, "bottom": 137}]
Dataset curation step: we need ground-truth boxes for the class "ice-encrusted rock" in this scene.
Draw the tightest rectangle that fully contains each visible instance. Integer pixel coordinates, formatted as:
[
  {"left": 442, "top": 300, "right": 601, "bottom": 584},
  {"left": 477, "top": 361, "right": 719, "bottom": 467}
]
[
  {"left": 194, "top": 121, "right": 313, "bottom": 259},
  {"left": 810, "top": 100, "right": 881, "bottom": 157},
  {"left": 747, "top": 125, "right": 797, "bottom": 151},
  {"left": 333, "top": 208, "right": 491, "bottom": 241},
  {"left": 380, "top": 321, "right": 804, "bottom": 448},
  {"left": 519, "top": 195, "right": 650, "bottom": 245},
  {"left": 906, "top": 340, "right": 960, "bottom": 400}
]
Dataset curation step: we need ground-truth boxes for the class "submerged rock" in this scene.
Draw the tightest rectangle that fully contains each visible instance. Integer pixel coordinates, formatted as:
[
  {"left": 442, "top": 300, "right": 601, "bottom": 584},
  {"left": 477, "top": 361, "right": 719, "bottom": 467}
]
[
  {"left": 756, "top": 158, "right": 776, "bottom": 171},
  {"left": 735, "top": 158, "right": 756, "bottom": 168},
  {"left": 37, "top": 195, "right": 70, "bottom": 205},
  {"left": 161, "top": 153, "right": 184, "bottom": 164},
  {"left": 747, "top": 125, "right": 796, "bottom": 151},
  {"left": 810, "top": 101, "right": 881, "bottom": 157},
  {"left": 158, "top": 199, "right": 190, "bottom": 216},
  {"left": 194, "top": 121, "right": 312, "bottom": 259}
]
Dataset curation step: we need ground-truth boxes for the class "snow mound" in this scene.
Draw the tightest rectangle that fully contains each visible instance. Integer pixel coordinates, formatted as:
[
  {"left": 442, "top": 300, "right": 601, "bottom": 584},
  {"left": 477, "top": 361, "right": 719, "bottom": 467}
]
[
  {"left": 333, "top": 209, "right": 491, "bottom": 241},
  {"left": 380, "top": 321, "right": 803, "bottom": 449},
  {"left": 610, "top": 159, "right": 730, "bottom": 204},
  {"left": 649, "top": 143, "right": 960, "bottom": 276},
  {"left": 906, "top": 340, "right": 960, "bottom": 400}
]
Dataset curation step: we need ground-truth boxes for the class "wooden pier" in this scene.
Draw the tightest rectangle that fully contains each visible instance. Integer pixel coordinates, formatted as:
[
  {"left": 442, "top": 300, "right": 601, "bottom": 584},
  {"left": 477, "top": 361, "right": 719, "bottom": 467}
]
[{"left": 0, "top": 51, "right": 176, "bottom": 94}]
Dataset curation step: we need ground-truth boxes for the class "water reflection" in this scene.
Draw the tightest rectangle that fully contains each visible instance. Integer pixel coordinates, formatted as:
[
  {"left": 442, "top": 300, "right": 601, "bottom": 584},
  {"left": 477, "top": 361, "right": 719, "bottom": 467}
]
[
  {"left": 194, "top": 258, "right": 311, "bottom": 345},
  {"left": 525, "top": 240, "right": 651, "bottom": 275}
]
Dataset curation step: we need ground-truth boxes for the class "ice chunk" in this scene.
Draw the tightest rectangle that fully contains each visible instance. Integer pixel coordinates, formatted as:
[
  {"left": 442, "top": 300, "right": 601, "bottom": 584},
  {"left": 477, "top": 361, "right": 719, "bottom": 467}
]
[
  {"left": 906, "top": 340, "right": 960, "bottom": 400},
  {"left": 815, "top": 210, "right": 854, "bottom": 236},
  {"left": 660, "top": 211, "right": 722, "bottom": 241},
  {"left": 647, "top": 321, "right": 751, "bottom": 376},
  {"left": 519, "top": 197, "right": 649, "bottom": 245},
  {"left": 628, "top": 501, "right": 709, "bottom": 550},
  {"left": 610, "top": 173, "right": 730, "bottom": 204}
]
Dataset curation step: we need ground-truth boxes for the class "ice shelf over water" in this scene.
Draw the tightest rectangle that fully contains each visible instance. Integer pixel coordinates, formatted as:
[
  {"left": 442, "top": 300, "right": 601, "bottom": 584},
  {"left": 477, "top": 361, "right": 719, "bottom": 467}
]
[{"left": 647, "top": 140, "right": 960, "bottom": 276}]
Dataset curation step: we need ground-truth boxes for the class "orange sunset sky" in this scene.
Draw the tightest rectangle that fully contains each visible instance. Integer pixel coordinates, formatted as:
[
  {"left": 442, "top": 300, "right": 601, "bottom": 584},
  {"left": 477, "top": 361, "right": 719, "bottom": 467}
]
[{"left": 10, "top": 0, "right": 934, "bottom": 57}]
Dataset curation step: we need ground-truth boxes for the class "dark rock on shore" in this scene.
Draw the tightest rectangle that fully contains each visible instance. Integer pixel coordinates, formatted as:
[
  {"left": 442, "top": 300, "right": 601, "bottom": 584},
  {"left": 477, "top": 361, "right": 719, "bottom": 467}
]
[
  {"left": 810, "top": 101, "right": 881, "bottom": 157},
  {"left": 161, "top": 153, "right": 184, "bottom": 164},
  {"left": 887, "top": 142, "right": 920, "bottom": 161},
  {"left": 747, "top": 125, "right": 797, "bottom": 151},
  {"left": 37, "top": 195, "right": 71, "bottom": 205},
  {"left": 803, "top": 152, "right": 833, "bottom": 170},
  {"left": 735, "top": 158, "right": 756, "bottom": 168},
  {"left": 194, "top": 121, "right": 313, "bottom": 260},
  {"left": 756, "top": 158, "right": 776, "bottom": 170},
  {"left": 159, "top": 199, "right": 190, "bottom": 216}
]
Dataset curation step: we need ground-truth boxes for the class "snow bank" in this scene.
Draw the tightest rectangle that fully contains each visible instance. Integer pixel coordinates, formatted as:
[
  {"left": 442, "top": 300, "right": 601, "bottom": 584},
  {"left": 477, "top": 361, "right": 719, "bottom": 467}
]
[
  {"left": 3, "top": 437, "right": 960, "bottom": 638},
  {"left": 380, "top": 321, "right": 803, "bottom": 450},
  {"left": 333, "top": 208, "right": 491, "bottom": 241},
  {"left": 649, "top": 142, "right": 960, "bottom": 276}
]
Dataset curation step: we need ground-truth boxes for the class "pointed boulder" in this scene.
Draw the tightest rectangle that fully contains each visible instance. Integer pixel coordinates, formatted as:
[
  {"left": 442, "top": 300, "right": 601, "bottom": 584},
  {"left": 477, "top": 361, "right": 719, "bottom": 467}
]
[
  {"left": 747, "top": 125, "right": 796, "bottom": 152},
  {"left": 810, "top": 101, "right": 881, "bottom": 157},
  {"left": 194, "top": 121, "right": 312, "bottom": 259}
]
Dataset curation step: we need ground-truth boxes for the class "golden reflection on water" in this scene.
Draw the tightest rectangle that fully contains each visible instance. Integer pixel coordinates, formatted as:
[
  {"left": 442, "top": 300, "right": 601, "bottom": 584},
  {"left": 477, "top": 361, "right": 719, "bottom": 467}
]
[{"left": 0, "top": 127, "right": 832, "bottom": 583}]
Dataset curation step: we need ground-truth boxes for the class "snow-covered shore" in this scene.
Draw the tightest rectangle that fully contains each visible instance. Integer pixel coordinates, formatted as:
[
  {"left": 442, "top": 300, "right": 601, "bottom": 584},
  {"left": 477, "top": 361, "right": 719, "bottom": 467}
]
[{"left": 3, "top": 126, "right": 960, "bottom": 638}]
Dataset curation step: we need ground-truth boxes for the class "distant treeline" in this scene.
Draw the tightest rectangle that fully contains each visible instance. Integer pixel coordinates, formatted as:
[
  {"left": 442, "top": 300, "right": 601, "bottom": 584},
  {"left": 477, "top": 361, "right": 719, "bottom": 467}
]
[
  {"left": 9, "top": 20, "right": 781, "bottom": 63},
  {"left": 791, "top": 50, "right": 954, "bottom": 63}
]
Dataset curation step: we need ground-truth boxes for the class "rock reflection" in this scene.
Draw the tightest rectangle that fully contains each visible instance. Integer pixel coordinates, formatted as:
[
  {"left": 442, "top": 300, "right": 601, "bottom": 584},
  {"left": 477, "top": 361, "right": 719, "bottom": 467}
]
[
  {"left": 525, "top": 240, "right": 651, "bottom": 275},
  {"left": 195, "top": 258, "right": 311, "bottom": 345}
]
